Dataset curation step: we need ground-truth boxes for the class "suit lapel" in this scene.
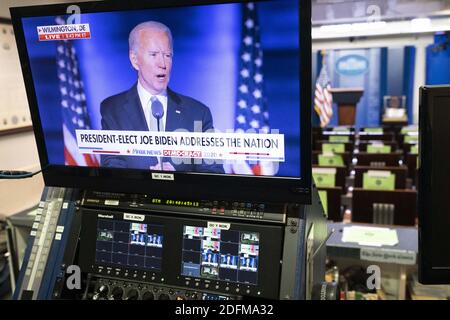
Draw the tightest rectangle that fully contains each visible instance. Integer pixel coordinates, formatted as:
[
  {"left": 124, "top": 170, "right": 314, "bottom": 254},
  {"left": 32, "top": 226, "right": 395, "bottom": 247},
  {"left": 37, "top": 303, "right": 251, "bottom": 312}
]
[
  {"left": 165, "top": 88, "right": 185, "bottom": 132},
  {"left": 126, "top": 84, "right": 149, "bottom": 131}
]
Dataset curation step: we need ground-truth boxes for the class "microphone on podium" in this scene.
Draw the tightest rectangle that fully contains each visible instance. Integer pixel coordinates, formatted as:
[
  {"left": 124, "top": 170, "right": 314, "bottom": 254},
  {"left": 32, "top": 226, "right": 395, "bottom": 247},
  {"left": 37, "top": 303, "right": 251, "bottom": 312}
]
[
  {"left": 151, "top": 98, "right": 164, "bottom": 132},
  {"left": 151, "top": 97, "right": 165, "bottom": 169}
]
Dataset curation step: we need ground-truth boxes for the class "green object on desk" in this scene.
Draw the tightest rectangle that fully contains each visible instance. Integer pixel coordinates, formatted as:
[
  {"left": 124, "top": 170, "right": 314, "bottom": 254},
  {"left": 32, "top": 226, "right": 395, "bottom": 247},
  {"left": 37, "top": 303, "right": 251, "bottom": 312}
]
[
  {"left": 363, "top": 171, "right": 395, "bottom": 191},
  {"left": 318, "top": 190, "right": 328, "bottom": 218},
  {"left": 364, "top": 127, "right": 383, "bottom": 133},
  {"left": 401, "top": 126, "right": 418, "bottom": 134},
  {"left": 318, "top": 154, "right": 344, "bottom": 166},
  {"left": 410, "top": 144, "right": 419, "bottom": 155},
  {"left": 404, "top": 135, "right": 418, "bottom": 143},
  {"left": 322, "top": 143, "right": 345, "bottom": 153},
  {"left": 329, "top": 135, "right": 350, "bottom": 142},
  {"left": 367, "top": 144, "right": 391, "bottom": 153},
  {"left": 332, "top": 126, "right": 350, "bottom": 132},
  {"left": 313, "top": 172, "right": 336, "bottom": 188}
]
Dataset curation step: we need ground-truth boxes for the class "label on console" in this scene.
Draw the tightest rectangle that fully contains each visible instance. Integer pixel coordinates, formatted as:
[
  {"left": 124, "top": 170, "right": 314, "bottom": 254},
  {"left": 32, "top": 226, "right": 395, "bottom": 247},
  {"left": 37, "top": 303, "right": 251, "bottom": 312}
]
[
  {"left": 124, "top": 213, "right": 145, "bottom": 222},
  {"left": 105, "top": 200, "right": 119, "bottom": 206},
  {"left": 98, "top": 214, "right": 114, "bottom": 219},
  {"left": 152, "top": 173, "right": 174, "bottom": 181},
  {"left": 207, "top": 222, "right": 231, "bottom": 230}
]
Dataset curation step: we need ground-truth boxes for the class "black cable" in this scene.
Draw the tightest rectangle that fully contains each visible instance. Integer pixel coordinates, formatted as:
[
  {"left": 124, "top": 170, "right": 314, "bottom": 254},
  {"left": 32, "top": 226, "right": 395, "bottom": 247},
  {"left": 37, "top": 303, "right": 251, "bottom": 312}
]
[{"left": 0, "top": 169, "right": 43, "bottom": 179}]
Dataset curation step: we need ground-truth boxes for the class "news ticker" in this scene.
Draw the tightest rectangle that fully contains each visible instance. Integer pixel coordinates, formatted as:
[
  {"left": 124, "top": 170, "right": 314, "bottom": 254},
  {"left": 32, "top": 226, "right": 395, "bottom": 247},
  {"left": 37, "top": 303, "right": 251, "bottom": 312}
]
[{"left": 75, "top": 130, "right": 285, "bottom": 162}]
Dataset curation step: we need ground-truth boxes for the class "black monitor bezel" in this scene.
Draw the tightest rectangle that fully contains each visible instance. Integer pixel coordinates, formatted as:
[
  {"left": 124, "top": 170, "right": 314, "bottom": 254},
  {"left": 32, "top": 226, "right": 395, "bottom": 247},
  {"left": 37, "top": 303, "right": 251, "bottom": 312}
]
[
  {"left": 10, "top": 0, "right": 311, "bottom": 204},
  {"left": 418, "top": 85, "right": 450, "bottom": 284}
]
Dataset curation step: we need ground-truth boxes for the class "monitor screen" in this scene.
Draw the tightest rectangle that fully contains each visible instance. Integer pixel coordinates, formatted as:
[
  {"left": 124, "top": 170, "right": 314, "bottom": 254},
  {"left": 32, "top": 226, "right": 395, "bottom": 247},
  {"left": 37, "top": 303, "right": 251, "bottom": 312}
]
[
  {"left": 11, "top": 0, "right": 311, "bottom": 203},
  {"left": 419, "top": 86, "right": 450, "bottom": 284},
  {"left": 96, "top": 218, "right": 164, "bottom": 271},
  {"left": 79, "top": 210, "right": 284, "bottom": 298},
  {"left": 181, "top": 225, "right": 260, "bottom": 285}
]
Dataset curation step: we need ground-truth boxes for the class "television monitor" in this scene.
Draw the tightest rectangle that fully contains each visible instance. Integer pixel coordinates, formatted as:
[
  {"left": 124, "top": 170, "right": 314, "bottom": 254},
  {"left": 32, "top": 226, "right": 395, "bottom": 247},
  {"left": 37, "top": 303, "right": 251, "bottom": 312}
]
[
  {"left": 10, "top": 0, "right": 311, "bottom": 203},
  {"left": 418, "top": 85, "right": 450, "bottom": 284}
]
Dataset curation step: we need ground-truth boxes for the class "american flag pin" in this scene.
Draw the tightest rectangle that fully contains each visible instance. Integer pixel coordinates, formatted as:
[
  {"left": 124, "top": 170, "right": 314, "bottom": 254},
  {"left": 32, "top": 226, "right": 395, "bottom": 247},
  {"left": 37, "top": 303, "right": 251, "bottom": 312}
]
[{"left": 175, "top": 110, "right": 181, "bottom": 114}]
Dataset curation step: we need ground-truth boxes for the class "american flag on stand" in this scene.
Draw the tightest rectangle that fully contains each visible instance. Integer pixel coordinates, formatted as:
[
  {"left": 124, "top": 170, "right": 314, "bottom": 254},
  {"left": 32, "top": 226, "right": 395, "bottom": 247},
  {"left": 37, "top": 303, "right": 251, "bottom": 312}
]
[
  {"left": 55, "top": 17, "right": 99, "bottom": 167},
  {"left": 231, "top": 2, "right": 275, "bottom": 176},
  {"left": 314, "top": 58, "right": 333, "bottom": 128}
]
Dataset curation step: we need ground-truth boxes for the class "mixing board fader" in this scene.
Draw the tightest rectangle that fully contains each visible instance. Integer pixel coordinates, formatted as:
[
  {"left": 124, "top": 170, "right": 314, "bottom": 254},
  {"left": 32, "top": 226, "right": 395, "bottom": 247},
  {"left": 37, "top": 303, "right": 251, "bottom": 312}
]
[{"left": 18, "top": 187, "right": 65, "bottom": 299}]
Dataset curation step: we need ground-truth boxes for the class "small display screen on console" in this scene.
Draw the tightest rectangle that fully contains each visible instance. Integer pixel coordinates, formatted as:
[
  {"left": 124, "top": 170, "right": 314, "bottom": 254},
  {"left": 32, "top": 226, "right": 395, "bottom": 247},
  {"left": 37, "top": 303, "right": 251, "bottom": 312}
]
[
  {"left": 95, "top": 219, "right": 164, "bottom": 271},
  {"left": 181, "top": 226, "right": 260, "bottom": 285}
]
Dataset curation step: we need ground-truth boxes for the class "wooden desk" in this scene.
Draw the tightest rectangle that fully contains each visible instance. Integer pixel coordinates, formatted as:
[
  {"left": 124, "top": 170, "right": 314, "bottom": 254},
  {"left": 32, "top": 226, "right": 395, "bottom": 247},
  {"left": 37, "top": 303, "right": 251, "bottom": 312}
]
[
  {"left": 358, "top": 132, "right": 395, "bottom": 142},
  {"left": 354, "top": 152, "right": 403, "bottom": 167},
  {"left": 318, "top": 186, "right": 343, "bottom": 222},
  {"left": 327, "top": 222, "right": 417, "bottom": 300},
  {"left": 352, "top": 188, "right": 417, "bottom": 226}
]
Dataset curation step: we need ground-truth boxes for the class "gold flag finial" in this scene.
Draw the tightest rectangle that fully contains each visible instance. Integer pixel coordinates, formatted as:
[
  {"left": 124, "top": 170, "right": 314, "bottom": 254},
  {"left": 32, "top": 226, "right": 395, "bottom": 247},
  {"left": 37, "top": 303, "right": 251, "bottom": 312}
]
[{"left": 321, "top": 49, "right": 327, "bottom": 65}]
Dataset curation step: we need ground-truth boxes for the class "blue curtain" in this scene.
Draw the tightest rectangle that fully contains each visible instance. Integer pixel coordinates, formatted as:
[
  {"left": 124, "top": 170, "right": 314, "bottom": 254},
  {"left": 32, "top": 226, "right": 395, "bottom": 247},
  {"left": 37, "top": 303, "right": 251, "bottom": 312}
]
[
  {"left": 426, "top": 33, "right": 450, "bottom": 85},
  {"left": 403, "top": 46, "right": 416, "bottom": 124}
]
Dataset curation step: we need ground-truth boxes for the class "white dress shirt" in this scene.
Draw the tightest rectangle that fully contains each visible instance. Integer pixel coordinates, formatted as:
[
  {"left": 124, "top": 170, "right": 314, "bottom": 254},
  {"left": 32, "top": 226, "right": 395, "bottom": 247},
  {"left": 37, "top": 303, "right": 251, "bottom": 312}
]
[{"left": 137, "top": 81, "right": 168, "bottom": 131}]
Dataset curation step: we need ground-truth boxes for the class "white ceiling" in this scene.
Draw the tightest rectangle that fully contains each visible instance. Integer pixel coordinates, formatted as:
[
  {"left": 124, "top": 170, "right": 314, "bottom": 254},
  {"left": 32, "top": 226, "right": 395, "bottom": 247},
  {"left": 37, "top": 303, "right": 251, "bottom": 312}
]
[
  {"left": 2, "top": 0, "right": 450, "bottom": 22},
  {"left": 313, "top": 0, "right": 450, "bottom": 25}
]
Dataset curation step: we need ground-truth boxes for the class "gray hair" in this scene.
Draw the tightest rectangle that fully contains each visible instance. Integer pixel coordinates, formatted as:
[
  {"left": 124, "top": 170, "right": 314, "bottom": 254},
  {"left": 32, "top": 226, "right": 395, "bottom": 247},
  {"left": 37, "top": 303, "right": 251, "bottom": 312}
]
[{"left": 129, "top": 21, "right": 173, "bottom": 53}]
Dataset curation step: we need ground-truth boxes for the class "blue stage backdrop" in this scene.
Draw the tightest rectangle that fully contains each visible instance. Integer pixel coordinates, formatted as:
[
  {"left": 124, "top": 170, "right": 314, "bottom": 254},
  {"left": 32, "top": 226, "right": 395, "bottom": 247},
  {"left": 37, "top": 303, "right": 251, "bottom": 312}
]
[
  {"left": 426, "top": 33, "right": 450, "bottom": 85},
  {"left": 318, "top": 48, "right": 386, "bottom": 128},
  {"left": 313, "top": 46, "right": 417, "bottom": 127},
  {"left": 21, "top": 0, "right": 301, "bottom": 178}
]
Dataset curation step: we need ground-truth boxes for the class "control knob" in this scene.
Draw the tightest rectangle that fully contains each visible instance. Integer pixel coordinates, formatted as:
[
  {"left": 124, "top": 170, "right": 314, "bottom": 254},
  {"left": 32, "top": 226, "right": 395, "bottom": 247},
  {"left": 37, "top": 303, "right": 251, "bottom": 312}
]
[
  {"left": 125, "top": 288, "right": 139, "bottom": 300},
  {"left": 109, "top": 287, "right": 124, "bottom": 300},
  {"left": 158, "top": 293, "right": 170, "bottom": 300},
  {"left": 141, "top": 291, "right": 155, "bottom": 300}
]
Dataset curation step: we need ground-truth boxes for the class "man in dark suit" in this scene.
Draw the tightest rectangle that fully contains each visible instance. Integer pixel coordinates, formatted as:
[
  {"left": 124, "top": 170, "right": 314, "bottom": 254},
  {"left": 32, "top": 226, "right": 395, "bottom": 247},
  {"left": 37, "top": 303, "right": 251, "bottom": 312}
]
[{"left": 100, "top": 21, "right": 224, "bottom": 173}]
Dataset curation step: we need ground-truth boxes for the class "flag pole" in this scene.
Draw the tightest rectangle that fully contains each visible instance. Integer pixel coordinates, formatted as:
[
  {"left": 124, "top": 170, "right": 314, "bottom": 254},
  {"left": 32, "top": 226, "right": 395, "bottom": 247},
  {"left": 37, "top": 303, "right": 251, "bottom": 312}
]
[{"left": 321, "top": 49, "right": 327, "bottom": 66}]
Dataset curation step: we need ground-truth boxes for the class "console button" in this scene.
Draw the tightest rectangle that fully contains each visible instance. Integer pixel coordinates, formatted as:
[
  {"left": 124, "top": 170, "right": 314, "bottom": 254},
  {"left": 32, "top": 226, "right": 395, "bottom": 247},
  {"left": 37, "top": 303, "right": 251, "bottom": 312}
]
[
  {"left": 109, "top": 287, "right": 124, "bottom": 300},
  {"left": 141, "top": 291, "right": 154, "bottom": 300},
  {"left": 158, "top": 293, "right": 170, "bottom": 300},
  {"left": 125, "top": 289, "right": 139, "bottom": 300}
]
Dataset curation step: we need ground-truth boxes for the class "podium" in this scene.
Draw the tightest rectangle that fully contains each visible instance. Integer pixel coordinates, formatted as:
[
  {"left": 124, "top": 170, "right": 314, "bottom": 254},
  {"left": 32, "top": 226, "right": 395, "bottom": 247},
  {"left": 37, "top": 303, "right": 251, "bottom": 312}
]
[{"left": 329, "top": 88, "right": 364, "bottom": 126}]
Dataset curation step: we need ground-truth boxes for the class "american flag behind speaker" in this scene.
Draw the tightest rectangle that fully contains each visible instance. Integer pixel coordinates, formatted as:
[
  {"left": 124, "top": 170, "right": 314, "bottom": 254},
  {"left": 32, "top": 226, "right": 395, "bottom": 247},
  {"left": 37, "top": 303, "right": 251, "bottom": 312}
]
[
  {"left": 314, "top": 53, "right": 333, "bottom": 128},
  {"left": 231, "top": 2, "right": 275, "bottom": 176},
  {"left": 55, "top": 17, "right": 99, "bottom": 166}
]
